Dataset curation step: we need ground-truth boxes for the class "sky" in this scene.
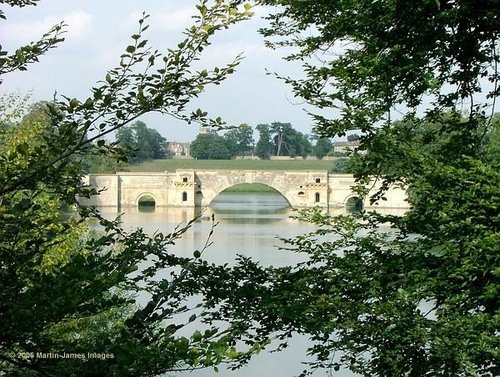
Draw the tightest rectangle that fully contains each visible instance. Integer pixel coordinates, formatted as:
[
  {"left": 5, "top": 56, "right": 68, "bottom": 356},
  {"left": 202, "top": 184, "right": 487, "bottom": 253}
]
[{"left": 1, "top": 0, "right": 318, "bottom": 142}]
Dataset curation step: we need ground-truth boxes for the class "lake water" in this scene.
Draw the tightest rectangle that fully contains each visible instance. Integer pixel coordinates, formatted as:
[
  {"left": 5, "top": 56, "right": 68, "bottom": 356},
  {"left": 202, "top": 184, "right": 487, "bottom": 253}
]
[{"left": 101, "top": 192, "right": 361, "bottom": 377}]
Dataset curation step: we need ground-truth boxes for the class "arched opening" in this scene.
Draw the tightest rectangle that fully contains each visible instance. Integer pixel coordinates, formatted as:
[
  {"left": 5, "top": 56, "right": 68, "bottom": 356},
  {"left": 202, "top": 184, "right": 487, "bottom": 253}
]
[
  {"left": 346, "top": 196, "right": 364, "bottom": 212},
  {"left": 182, "top": 192, "right": 188, "bottom": 202},
  {"left": 209, "top": 183, "right": 290, "bottom": 221},
  {"left": 315, "top": 192, "right": 321, "bottom": 203},
  {"left": 138, "top": 194, "right": 156, "bottom": 212}
]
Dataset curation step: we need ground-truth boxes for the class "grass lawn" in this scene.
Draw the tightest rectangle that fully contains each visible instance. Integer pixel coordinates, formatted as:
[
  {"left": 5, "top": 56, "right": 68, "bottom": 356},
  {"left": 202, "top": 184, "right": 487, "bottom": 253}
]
[
  {"left": 223, "top": 183, "right": 278, "bottom": 193},
  {"left": 126, "top": 159, "right": 338, "bottom": 172}
]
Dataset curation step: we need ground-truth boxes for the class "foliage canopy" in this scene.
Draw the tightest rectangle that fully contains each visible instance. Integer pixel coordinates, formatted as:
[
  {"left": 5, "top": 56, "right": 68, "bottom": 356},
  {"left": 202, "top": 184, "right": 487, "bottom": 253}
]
[
  {"left": 0, "top": 1, "right": 257, "bottom": 376},
  {"left": 194, "top": 0, "right": 500, "bottom": 376},
  {"left": 190, "top": 132, "right": 232, "bottom": 159},
  {"left": 115, "top": 120, "right": 167, "bottom": 163}
]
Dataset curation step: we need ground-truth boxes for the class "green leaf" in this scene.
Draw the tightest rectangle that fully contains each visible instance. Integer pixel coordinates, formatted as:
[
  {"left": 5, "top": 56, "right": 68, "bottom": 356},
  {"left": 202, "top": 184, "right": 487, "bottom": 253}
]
[
  {"left": 15, "top": 142, "right": 29, "bottom": 155},
  {"left": 192, "top": 330, "right": 202, "bottom": 342},
  {"left": 199, "top": 4, "right": 208, "bottom": 16},
  {"left": 69, "top": 98, "right": 79, "bottom": 108}
]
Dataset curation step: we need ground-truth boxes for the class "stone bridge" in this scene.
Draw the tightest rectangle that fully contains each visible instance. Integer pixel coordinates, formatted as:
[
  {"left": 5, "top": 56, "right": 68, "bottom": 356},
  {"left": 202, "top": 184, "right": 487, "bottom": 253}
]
[{"left": 81, "top": 169, "right": 408, "bottom": 210}]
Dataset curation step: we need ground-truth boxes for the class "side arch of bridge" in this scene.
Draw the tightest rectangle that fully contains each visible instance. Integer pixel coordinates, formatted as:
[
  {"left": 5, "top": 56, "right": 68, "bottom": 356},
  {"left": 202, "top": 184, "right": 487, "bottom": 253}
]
[{"left": 136, "top": 192, "right": 158, "bottom": 206}]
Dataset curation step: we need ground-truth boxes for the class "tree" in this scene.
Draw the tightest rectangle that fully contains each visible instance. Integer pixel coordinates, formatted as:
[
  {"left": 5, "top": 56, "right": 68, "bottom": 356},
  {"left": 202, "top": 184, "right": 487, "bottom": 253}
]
[
  {"left": 346, "top": 133, "right": 360, "bottom": 142},
  {"left": 284, "top": 127, "right": 312, "bottom": 158},
  {"left": 269, "top": 122, "right": 312, "bottom": 157},
  {"left": 83, "top": 150, "right": 127, "bottom": 174},
  {"left": 190, "top": 132, "right": 231, "bottom": 159},
  {"left": 223, "top": 124, "right": 254, "bottom": 157},
  {"left": 115, "top": 126, "right": 135, "bottom": 155},
  {"left": 481, "top": 113, "right": 500, "bottom": 168},
  {"left": 269, "top": 121, "right": 292, "bottom": 156},
  {"left": 258, "top": 121, "right": 313, "bottom": 157},
  {"left": 115, "top": 121, "right": 166, "bottom": 163},
  {"left": 191, "top": 1, "right": 500, "bottom": 376},
  {"left": 132, "top": 121, "right": 165, "bottom": 161},
  {"left": 329, "top": 157, "right": 351, "bottom": 173},
  {"left": 0, "top": 1, "right": 257, "bottom": 376},
  {"left": 309, "top": 128, "right": 332, "bottom": 159},
  {"left": 0, "top": 98, "right": 123, "bottom": 174},
  {"left": 313, "top": 137, "right": 332, "bottom": 159},
  {"left": 255, "top": 123, "right": 273, "bottom": 159}
]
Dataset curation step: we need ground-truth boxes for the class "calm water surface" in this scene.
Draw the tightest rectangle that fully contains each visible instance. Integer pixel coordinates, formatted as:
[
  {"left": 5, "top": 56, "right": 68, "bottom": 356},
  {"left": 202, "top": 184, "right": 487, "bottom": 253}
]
[
  {"left": 102, "top": 192, "right": 359, "bottom": 377},
  {"left": 108, "top": 192, "right": 317, "bottom": 267}
]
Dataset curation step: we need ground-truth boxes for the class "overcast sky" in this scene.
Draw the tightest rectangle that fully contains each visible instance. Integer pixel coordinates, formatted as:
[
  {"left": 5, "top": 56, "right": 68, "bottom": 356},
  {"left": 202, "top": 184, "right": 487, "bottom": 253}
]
[{"left": 1, "top": 0, "right": 319, "bottom": 142}]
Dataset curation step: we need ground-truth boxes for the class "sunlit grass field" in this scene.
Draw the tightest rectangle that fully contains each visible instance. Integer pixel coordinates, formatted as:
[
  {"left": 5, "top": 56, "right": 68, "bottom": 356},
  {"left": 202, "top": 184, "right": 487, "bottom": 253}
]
[{"left": 126, "top": 159, "right": 338, "bottom": 172}]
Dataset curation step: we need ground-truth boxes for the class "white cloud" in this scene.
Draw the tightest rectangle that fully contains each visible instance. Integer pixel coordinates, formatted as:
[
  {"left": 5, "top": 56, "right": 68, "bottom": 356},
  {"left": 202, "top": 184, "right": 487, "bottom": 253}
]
[
  {"left": 192, "top": 41, "right": 266, "bottom": 69},
  {"left": 3, "top": 10, "right": 92, "bottom": 47},
  {"left": 251, "top": 4, "right": 270, "bottom": 18},
  {"left": 1, "top": 0, "right": 315, "bottom": 141},
  {"left": 154, "top": 7, "right": 197, "bottom": 32},
  {"left": 63, "top": 11, "right": 93, "bottom": 40}
]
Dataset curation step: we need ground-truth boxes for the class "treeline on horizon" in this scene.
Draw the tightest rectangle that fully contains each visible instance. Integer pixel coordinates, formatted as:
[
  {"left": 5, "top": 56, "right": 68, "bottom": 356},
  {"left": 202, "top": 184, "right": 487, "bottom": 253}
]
[{"left": 5, "top": 101, "right": 498, "bottom": 175}]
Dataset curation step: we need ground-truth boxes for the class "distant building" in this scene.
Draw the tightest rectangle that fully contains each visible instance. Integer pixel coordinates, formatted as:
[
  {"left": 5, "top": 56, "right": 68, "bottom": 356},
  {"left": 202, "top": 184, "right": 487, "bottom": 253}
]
[
  {"left": 167, "top": 141, "right": 191, "bottom": 157},
  {"left": 199, "top": 125, "right": 213, "bottom": 135},
  {"left": 331, "top": 140, "right": 360, "bottom": 154}
]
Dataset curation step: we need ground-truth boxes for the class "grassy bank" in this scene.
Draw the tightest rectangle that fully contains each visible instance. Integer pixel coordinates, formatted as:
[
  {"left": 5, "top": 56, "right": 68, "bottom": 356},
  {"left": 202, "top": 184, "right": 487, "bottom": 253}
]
[
  {"left": 223, "top": 183, "right": 276, "bottom": 193},
  {"left": 126, "top": 159, "right": 338, "bottom": 172}
]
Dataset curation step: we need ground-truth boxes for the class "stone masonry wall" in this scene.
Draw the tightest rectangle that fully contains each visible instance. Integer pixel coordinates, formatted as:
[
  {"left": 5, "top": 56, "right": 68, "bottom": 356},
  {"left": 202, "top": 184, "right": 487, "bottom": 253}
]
[{"left": 81, "top": 170, "right": 409, "bottom": 210}]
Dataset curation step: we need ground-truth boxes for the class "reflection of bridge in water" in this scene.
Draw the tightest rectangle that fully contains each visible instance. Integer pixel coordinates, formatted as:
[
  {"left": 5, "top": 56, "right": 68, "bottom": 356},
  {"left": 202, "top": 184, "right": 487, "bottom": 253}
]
[{"left": 81, "top": 169, "right": 409, "bottom": 210}]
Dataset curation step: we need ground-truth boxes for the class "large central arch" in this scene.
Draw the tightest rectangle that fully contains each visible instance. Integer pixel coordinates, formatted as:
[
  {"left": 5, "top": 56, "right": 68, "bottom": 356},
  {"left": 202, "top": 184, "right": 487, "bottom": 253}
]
[
  {"left": 208, "top": 182, "right": 292, "bottom": 207},
  {"left": 193, "top": 169, "right": 329, "bottom": 208}
]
